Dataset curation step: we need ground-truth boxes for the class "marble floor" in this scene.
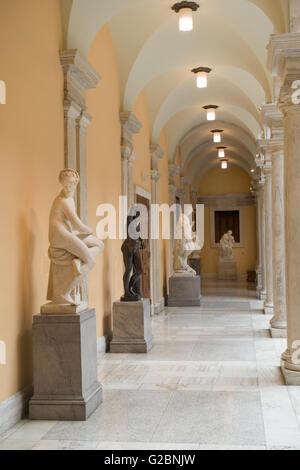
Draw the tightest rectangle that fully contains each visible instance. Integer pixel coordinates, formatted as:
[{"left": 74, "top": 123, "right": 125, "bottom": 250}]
[{"left": 1, "top": 280, "right": 300, "bottom": 450}]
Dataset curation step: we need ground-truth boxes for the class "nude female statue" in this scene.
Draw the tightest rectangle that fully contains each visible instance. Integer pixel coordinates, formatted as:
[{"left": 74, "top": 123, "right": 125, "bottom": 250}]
[
  {"left": 173, "top": 213, "right": 201, "bottom": 276},
  {"left": 47, "top": 169, "right": 104, "bottom": 305}
]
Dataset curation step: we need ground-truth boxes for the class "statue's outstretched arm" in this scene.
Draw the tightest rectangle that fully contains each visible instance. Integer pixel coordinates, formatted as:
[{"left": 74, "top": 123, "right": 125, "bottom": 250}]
[{"left": 62, "top": 199, "right": 93, "bottom": 235}]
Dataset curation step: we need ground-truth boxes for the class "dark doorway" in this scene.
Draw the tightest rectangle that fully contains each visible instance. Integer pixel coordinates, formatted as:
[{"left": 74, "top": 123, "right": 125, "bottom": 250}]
[
  {"left": 136, "top": 194, "right": 151, "bottom": 299},
  {"left": 215, "top": 210, "right": 240, "bottom": 243}
]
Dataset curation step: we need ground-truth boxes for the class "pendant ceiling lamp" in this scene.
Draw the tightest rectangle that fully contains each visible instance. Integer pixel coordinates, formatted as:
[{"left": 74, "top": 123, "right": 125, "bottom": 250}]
[
  {"left": 221, "top": 159, "right": 228, "bottom": 170},
  {"left": 203, "top": 105, "right": 218, "bottom": 121},
  {"left": 191, "top": 67, "right": 212, "bottom": 88},
  {"left": 172, "top": 1, "right": 200, "bottom": 32},
  {"left": 211, "top": 129, "right": 223, "bottom": 143},
  {"left": 217, "top": 146, "right": 227, "bottom": 158}
]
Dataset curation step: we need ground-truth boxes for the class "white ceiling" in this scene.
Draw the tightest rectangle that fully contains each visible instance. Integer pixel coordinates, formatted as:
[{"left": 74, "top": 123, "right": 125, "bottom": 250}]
[{"left": 67, "top": 0, "right": 289, "bottom": 182}]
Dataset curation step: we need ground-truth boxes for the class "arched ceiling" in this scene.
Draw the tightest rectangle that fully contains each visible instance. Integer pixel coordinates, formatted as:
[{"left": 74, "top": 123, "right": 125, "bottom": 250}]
[{"left": 67, "top": 0, "right": 288, "bottom": 183}]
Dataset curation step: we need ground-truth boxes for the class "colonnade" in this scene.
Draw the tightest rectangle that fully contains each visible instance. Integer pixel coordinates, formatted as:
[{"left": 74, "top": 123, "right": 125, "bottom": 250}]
[{"left": 255, "top": 10, "right": 300, "bottom": 383}]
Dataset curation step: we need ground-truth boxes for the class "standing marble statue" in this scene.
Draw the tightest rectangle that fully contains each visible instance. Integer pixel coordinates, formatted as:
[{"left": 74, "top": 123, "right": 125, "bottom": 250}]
[
  {"left": 173, "top": 213, "right": 201, "bottom": 276},
  {"left": 47, "top": 169, "right": 104, "bottom": 306},
  {"left": 121, "top": 207, "right": 145, "bottom": 302},
  {"left": 219, "top": 230, "right": 235, "bottom": 260}
]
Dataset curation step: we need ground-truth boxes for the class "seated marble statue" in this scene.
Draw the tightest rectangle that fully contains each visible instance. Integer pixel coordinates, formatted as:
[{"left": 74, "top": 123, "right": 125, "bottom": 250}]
[
  {"left": 173, "top": 213, "right": 201, "bottom": 276},
  {"left": 47, "top": 169, "right": 104, "bottom": 306},
  {"left": 219, "top": 230, "right": 235, "bottom": 260}
]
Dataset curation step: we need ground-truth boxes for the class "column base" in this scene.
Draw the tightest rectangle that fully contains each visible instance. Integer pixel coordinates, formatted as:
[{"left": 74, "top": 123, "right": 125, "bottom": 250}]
[
  {"left": 270, "top": 327, "right": 287, "bottom": 338},
  {"left": 110, "top": 299, "right": 153, "bottom": 353},
  {"left": 281, "top": 358, "right": 300, "bottom": 386},
  {"left": 29, "top": 309, "right": 102, "bottom": 421},
  {"left": 259, "top": 290, "right": 267, "bottom": 301},
  {"left": 153, "top": 297, "right": 165, "bottom": 314},
  {"left": 168, "top": 275, "right": 201, "bottom": 307},
  {"left": 264, "top": 302, "right": 274, "bottom": 315}
]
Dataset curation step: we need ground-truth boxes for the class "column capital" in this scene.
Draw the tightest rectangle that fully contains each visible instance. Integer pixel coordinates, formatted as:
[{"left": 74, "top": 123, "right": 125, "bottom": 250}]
[
  {"left": 263, "top": 158, "right": 272, "bottom": 177},
  {"left": 120, "top": 112, "right": 143, "bottom": 138},
  {"left": 77, "top": 111, "right": 92, "bottom": 130},
  {"left": 169, "top": 184, "right": 177, "bottom": 202},
  {"left": 290, "top": 0, "right": 300, "bottom": 33},
  {"left": 150, "top": 144, "right": 164, "bottom": 171},
  {"left": 267, "top": 33, "right": 300, "bottom": 106},
  {"left": 260, "top": 103, "right": 283, "bottom": 139},
  {"left": 181, "top": 176, "right": 189, "bottom": 189},
  {"left": 151, "top": 170, "right": 160, "bottom": 182},
  {"left": 64, "top": 100, "right": 82, "bottom": 120},
  {"left": 168, "top": 164, "right": 180, "bottom": 185},
  {"left": 60, "top": 49, "right": 101, "bottom": 110}
]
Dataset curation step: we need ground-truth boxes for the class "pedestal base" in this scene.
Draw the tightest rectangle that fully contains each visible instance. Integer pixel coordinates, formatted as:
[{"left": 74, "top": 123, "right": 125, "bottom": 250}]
[
  {"left": 29, "top": 309, "right": 102, "bottom": 421},
  {"left": 168, "top": 275, "right": 201, "bottom": 307},
  {"left": 110, "top": 299, "right": 153, "bottom": 353},
  {"left": 218, "top": 259, "right": 237, "bottom": 280}
]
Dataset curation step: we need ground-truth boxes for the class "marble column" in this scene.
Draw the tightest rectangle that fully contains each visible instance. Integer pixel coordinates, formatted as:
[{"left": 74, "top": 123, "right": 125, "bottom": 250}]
[
  {"left": 255, "top": 151, "right": 267, "bottom": 301},
  {"left": 120, "top": 112, "right": 143, "bottom": 209},
  {"left": 150, "top": 144, "right": 165, "bottom": 314},
  {"left": 260, "top": 105, "right": 287, "bottom": 336},
  {"left": 270, "top": 144, "right": 287, "bottom": 337},
  {"left": 254, "top": 185, "right": 263, "bottom": 296},
  {"left": 168, "top": 164, "right": 180, "bottom": 273},
  {"left": 63, "top": 101, "right": 81, "bottom": 170},
  {"left": 76, "top": 111, "right": 92, "bottom": 224},
  {"left": 290, "top": 0, "right": 300, "bottom": 33},
  {"left": 268, "top": 31, "right": 300, "bottom": 383},
  {"left": 128, "top": 152, "right": 136, "bottom": 208},
  {"left": 60, "top": 50, "right": 100, "bottom": 205},
  {"left": 259, "top": 177, "right": 267, "bottom": 301},
  {"left": 263, "top": 159, "right": 274, "bottom": 315}
]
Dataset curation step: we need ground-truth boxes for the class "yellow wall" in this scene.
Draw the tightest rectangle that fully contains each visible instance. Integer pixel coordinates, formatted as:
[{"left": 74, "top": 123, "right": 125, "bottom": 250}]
[
  {"left": 0, "top": 0, "right": 64, "bottom": 402},
  {"left": 0, "top": 7, "right": 174, "bottom": 405},
  {"left": 158, "top": 129, "right": 171, "bottom": 299},
  {"left": 87, "top": 24, "right": 123, "bottom": 339},
  {"left": 198, "top": 165, "right": 257, "bottom": 276},
  {"left": 132, "top": 90, "right": 151, "bottom": 194}
]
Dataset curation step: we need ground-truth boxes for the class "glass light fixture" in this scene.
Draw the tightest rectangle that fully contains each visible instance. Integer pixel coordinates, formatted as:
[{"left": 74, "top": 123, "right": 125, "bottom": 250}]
[
  {"left": 221, "top": 159, "right": 228, "bottom": 170},
  {"left": 172, "top": 2, "right": 200, "bottom": 32},
  {"left": 191, "top": 67, "right": 212, "bottom": 88},
  {"left": 179, "top": 8, "right": 193, "bottom": 31},
  {"left": 211, "top": 129, "right": 223, "bottom": 143},
  {"left": 203, "top": 105, "right": 218, "bottom": 121},
  {"left": 217, "top": 146, "right": 227, "bottom": 158}
]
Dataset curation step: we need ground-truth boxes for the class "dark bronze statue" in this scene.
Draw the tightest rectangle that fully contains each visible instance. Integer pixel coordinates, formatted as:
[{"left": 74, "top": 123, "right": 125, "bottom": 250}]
[{"left": 121, "top": 210, "right": 145, "bottom": 302}]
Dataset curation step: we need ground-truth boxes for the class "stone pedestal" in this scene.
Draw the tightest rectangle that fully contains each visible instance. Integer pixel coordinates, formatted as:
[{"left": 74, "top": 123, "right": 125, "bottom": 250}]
[
  {"left": 110, "top": 299, "right": 153, "bottom": 353},
  {"left": 218, "top": 259, "right": 237, "bottom": 280},
  {"left": 29, "top": 309, "right": 102, "bottom": 421},
  {"left": 168, "top": 275, "right": 201, "bottom": 307}
]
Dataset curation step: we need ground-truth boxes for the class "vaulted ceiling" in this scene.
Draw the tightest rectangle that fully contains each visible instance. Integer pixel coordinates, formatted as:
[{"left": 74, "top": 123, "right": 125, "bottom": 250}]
[{"left": 66, "top": 0, "right": 289, "bottom": 184}]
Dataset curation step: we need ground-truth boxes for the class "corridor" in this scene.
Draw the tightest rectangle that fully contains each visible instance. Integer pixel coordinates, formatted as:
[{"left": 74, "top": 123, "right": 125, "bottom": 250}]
[{"left": 1, "top": 281, "right": 300, "bottom": 451}]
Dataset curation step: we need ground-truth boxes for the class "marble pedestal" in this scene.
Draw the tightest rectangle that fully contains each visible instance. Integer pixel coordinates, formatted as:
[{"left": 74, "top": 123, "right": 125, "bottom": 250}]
[
  {"left": 168, "top": 275, "right": 201, "bottom": 307},
  {"left": 29, "top": 309, "right": 102, "bottom": 421},
  {"left": 110, "top": 299, "right": 153, "bottom": 353},
  {"left": 218, "top": 259, "right": 237, "bottom": 280}
]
